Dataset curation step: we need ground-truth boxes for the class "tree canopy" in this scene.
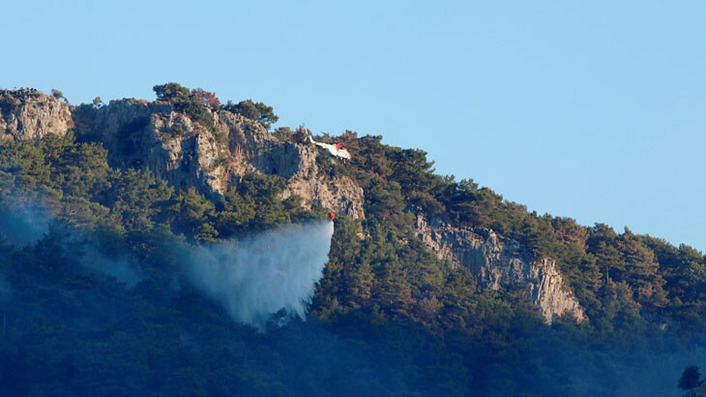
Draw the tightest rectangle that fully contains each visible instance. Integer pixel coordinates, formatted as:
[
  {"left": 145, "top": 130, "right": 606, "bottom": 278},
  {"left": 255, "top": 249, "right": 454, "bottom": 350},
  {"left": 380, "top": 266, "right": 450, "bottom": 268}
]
[{"left": 223, "top": 99, "right": 279, "bottom": 129}]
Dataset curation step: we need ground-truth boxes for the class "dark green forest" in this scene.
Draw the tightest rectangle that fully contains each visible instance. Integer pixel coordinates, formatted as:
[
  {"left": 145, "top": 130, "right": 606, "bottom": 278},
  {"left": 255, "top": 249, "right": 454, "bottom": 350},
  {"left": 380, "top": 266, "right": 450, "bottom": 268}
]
[{"left": 0, "top": 92, "right": 704, "bottom": 396}]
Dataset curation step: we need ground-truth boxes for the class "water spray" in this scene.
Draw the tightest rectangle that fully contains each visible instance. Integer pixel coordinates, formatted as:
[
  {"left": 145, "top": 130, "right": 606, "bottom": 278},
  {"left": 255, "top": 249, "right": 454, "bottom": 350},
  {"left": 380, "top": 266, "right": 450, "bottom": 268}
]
[{"left": 188, "top": 219, "right": 334, "bottom": 329}]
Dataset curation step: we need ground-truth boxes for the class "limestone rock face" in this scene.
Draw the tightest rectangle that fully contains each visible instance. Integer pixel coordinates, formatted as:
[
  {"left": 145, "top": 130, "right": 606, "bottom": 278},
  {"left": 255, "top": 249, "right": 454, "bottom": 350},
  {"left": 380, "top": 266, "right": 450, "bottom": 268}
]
[
  {"left": 0, "top": 89, "right": 72, "bottom": 142},
  {"left": 0, "top": 89, "right": 365, "bottom": 220},
  {"left": 72, "top": 97, "right": 364, "bottom": 218},
  {"left": 415, "top": 213, "right": 585, "bottom": 323},
  {"left": 282, "top": 147, "right": 364, "bottom": 219},
  {"left": 529, "top": 258, "right": 586, "bottom": 323}
]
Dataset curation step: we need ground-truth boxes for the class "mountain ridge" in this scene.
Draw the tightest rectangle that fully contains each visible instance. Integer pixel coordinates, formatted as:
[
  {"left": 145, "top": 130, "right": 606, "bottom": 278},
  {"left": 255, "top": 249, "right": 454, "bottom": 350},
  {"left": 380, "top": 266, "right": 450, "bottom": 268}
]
[
  {"left": 0, "top": 85, "right": 704, "bottom": 396},
  {"left": 1, "top": 86, "right": 589, "bottom": 323}
]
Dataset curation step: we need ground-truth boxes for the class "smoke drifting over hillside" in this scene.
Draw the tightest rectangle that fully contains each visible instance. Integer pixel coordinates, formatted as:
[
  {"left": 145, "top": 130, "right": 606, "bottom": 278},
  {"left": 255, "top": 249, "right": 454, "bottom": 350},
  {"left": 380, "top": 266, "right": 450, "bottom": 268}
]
[
  {"left": 0, "top": 190, "right": 333, "bottom": 329},
  {"left": 188, "top": 221, "right": 334, "bottom": 329},
  {"left": 0, "top": 198, "right": 50, "bottom": 246}
]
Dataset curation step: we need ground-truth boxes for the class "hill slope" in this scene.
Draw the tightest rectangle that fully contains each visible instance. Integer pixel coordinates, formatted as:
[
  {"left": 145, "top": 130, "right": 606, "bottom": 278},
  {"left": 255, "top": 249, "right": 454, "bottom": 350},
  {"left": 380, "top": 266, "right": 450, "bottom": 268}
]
[{"left": 0, "top": 85, "right": 704, "bottom": 396}]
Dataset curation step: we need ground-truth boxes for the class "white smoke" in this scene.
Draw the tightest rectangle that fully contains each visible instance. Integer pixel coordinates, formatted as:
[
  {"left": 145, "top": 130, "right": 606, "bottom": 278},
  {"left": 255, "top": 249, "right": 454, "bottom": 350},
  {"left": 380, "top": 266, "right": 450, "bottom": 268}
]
[
  {"left": 81, "top": 249, "right": 143, "bottom": 287},
  {"left": 188, "top": 221, "right": 334, "bottom": 329},
  {"left": 0, "top": 197, "right": 50, "bottom": 246}
]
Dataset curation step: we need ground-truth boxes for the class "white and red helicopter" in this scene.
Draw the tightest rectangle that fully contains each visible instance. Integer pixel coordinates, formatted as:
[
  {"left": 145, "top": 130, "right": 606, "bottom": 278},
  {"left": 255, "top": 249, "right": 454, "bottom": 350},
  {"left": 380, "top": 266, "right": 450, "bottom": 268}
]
[{"left": 307, "top": 132, "right": 351, "bottom": 160}]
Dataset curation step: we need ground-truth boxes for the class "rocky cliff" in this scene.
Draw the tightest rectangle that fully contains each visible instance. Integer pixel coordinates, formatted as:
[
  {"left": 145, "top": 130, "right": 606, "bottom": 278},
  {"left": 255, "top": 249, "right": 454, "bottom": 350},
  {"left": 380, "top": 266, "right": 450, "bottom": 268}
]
[
  {"left": 0, "top": 89, "right": 72, "bottom": 142},
  {"left": 0, "top": 91, "right": 364, "bottom": 219},
  {"left": 415, "top": 212, "right": 585, "bottom": 323}
]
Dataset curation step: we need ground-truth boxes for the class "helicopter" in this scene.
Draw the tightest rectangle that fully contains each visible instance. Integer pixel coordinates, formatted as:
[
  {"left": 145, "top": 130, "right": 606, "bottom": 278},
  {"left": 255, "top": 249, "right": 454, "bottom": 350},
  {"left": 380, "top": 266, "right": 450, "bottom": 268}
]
[{"left": 307, "top": 132, "right": 351, "bottom": 160}]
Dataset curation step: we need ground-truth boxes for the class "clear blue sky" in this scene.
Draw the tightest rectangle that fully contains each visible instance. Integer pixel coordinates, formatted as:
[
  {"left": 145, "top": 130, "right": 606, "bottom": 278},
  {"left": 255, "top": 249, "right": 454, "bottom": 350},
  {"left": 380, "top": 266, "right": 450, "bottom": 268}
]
[{"left": 3, "top": 1, "right": 704, "bottom": 252}]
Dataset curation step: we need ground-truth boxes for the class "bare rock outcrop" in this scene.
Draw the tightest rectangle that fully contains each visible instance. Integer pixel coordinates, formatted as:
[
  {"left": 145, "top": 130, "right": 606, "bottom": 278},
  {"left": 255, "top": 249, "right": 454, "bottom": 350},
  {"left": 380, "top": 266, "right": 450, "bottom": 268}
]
[
  {"left": 72, "top": 98, "right": 364, "bottom": 218},
  {"left": 0, "top": 89, "right": 72, "bottom": 142},
  {"left": 0, "top": 89, "right": 364, "bottom": 219},
  {"left": 529, "top": 258, "right": 586, "bottom": 323},
  {"left": 286, "top": 170, "right": 364, "bottom": 219},
  {"left": 415, "top": 213, "right": 585, "bottom": 323}
]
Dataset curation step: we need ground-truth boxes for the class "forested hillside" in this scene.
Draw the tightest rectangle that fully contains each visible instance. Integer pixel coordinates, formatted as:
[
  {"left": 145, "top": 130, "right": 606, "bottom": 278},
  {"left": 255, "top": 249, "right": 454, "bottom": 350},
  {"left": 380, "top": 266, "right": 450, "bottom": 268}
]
[{"left": 0, "top": 86, "right": 704, "bottom": 396}]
